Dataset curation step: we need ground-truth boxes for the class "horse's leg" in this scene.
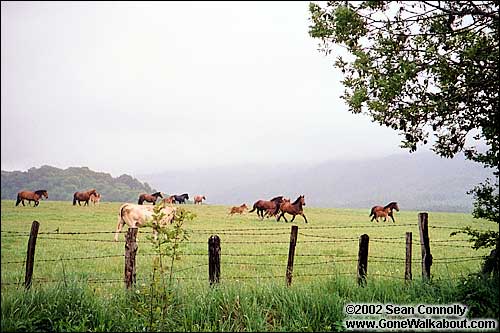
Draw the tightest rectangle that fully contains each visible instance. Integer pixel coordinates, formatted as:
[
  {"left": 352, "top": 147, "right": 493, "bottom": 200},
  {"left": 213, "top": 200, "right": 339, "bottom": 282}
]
[
  {"left": 21, "top": 199, "right": 25, "bottom": 206},
  {"left": 34, "top": 200, "right": 39, "bottom": 207},
  {"left": 301, "top": 213, "right": 308, "bottom": 223},
  {"left": 290, "top": 214, "right": 296, "bottom": 222},
  {"left": 114, "top": 215, "right": 126, "bottom": 242}
]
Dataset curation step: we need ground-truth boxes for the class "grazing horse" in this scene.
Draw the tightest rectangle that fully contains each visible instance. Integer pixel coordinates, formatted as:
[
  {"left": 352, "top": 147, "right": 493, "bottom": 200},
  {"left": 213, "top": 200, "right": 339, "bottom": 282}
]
[
  {"left": 194, "top": 195, "right": 206, "bottom": 204},
  {"left": 248, "top": 196, "right": 284, "bottom": 220},
  {"left": 15, "top": 190, "right": 48, "bottom": 207},
  {"left": 90, "top": 192, "right": 101, "bottom": 205},
  {"left": 138, "top": 192, "right": 163, "bottom": 205},
  {"left": 172, "top": 193, "right": 189, "bottom": 204},
  {"left": 73, "top": 189, "right": 97, "bottom": 206},
  {"left": 229, "top": 203, "right": 248, "bottom": 215},
  {"left": 369, "top": 202, "right": 400, "bottom": 223},
  {"left": 277, "top": 195, "right": 308, "bottom": 223},
  {"left": 114, "top": 203, "right": 177, "bottom": 241}
]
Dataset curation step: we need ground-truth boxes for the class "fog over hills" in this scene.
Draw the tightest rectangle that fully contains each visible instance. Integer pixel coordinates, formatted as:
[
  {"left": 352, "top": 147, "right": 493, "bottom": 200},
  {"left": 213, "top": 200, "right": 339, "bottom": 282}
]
[{"left": 138, "top": 152, "right": 494, "bottom": 213}]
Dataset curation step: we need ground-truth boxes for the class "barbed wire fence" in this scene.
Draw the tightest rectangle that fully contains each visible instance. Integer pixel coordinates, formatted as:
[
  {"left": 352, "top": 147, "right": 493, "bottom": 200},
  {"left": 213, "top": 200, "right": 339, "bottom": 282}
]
[{"left": 1, "top": 213, "right": 488, "bottom": 289}]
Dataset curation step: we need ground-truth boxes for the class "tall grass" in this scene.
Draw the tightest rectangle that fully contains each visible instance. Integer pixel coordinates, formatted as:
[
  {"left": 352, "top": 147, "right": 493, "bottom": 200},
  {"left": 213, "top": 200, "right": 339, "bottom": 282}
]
[{"left": 5, "top": 275, "right": 495, "bottom": 332}]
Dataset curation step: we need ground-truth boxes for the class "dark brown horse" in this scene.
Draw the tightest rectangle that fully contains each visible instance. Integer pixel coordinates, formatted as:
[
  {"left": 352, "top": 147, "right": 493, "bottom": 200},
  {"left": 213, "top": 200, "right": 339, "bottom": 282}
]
[
  {"left": 73, "top": 189, "right": 97, "bottom": 206},
  {"left": 248, "top": 196, "right": 284, "bottom": 220},
  {"left": 369, "top": 202, "right": 399, "bottom": 223},
  {"left": 138, "top": 192, "right": 163, "bottom": 205},
  {"left": 277, "top": 195, "right": 307, "bottom": 223},
  {"left": 16, "top": 190, "right": 48, "bottom": 207}
]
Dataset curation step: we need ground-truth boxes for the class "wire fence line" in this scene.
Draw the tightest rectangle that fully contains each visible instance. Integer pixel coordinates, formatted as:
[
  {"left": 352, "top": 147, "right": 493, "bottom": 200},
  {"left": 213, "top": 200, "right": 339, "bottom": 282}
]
[{"left": 1, "top": 222, "right": 488, "bottom": 288}]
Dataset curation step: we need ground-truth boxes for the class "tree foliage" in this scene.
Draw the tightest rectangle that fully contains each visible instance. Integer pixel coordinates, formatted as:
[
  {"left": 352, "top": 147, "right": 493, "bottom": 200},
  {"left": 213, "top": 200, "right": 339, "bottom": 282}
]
[{"left": 309, "top": 1, "right": 498, "bottom": 273}]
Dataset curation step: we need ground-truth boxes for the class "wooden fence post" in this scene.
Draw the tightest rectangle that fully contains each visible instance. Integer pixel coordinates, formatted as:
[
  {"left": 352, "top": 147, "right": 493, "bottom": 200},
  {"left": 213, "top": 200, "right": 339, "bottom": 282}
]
[
  {"left": 405, "top": 232, "right": 412, "bottom": 281},
  {"left": 24, "top": 220, "right": 40, "bottom": 289},
  {"left": 124, "top": 228, "right": 138, "bottom": 289},
  {"left": 208, "top": 235, "right": 221, "bottom": 285},
  {"left": 418, "top": 213, "right": 432, "bottom": 281},
  {"left": 286, "top": 225, "right": 298, "bottom": 287},
  {"left": 357, "top": 234, "right": 369, "bottom": 286}
]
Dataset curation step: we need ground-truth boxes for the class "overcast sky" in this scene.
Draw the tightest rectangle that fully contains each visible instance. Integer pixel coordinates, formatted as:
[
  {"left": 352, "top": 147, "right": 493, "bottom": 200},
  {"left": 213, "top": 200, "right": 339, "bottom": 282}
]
[{"left": 1, "top": 1, "right": 413, "bottom": 177}]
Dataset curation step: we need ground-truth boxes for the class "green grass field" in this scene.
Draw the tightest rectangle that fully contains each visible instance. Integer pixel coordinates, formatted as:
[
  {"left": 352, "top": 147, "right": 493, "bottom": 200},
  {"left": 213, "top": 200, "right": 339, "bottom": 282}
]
[
  {"left": 1, "top": 200, "right": 498, "bottom": 332},
  {"left": 1, "top": 200, "right": 493, "bottom": 290}
]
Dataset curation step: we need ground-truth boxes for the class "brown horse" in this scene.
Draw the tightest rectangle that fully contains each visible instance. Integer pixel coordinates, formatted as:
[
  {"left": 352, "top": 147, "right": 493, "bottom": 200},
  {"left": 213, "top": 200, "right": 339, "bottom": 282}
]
[
  {"left": 248, "top": 196, "right": 284, "bottom": 220},
  {"left": 369, "top": 202, "right": 399, "bottom": 223},
  {"left": 138, "top": 192, "right": 163, "bottom": 205},
  {"left": 162, "top": 196, "right": 175, "bottom": 205},
  {"left": 277, "top": 195, "right": 307, "bottom": 223},
  {"left": 194, "top": 195, "right": 206, "bottom": 204},
  {"left": 229, "top": 203, "right": 248, "bottom": 215},
  {"left": 16, "top": 190, "right": 48, "bottom": 207},
  {"left": 73, "top": 189, "right": 97, "bottom": 206},
  {"left": 90, "top": 192, "right": 101, "bottom": 205}
]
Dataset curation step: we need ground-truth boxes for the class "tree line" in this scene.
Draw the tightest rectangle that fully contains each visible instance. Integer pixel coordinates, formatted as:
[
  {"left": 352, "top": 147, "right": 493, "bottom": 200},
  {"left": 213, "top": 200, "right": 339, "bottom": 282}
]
[{"left": 1, "top": 165, "right": 156, "bottom": 203}]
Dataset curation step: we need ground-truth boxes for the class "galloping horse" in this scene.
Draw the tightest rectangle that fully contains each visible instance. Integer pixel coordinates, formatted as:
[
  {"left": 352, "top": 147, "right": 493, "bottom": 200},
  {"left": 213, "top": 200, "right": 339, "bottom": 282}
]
[
  {"left": 229, "top": 203, "right": 248, "bottom": 215},
  {"left": 248, "top": 196, "right": 284, "bottom": 220},
  {"left": 15, "top": 190, "right": 48, "bottom": 207},
  {"left": 369, "top": 202, "right": 399, "bottom": 223},
  {"left": 138, "top": 192, "right": 163, "bottom": 205},
  {"left": 172, "top": 193, "right": 189, "bottom": 204},
  {"left": 90, "top": 192, "right": 101, "bottom": 205},
  {"left": 194, "top": 195, "right": 206, "bottom": 204},
  {"left": 277, "top": 195, "right": 308, "bottom": 223},
  {"left": 114, "top": 203, "right": 177, "bottom": 241},
  {"left": 73, "top": 189, "right": 97, "bottom": 206}
]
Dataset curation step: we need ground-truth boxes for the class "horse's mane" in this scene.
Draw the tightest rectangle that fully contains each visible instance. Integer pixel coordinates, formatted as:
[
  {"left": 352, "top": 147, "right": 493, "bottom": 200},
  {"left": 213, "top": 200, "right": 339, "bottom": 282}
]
[
  {"left": 384, "top": 202, "right": 397, "bottom": 209},
  {"left": 270, "top": 196, "right": 283, "bottom": 202},
  {"left": 35, "top": 190, "right": 47, "bottom": 195},
  {"left": 152, "top": 192, "right": 162, "bottom": 196},
  {"left": 291, "top": 196, "right": 303, "bottom": 205}
]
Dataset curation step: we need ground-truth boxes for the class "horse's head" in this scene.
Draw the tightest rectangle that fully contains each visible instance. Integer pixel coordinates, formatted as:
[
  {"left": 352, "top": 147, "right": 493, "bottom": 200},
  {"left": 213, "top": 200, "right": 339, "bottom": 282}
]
[
  {"left": 300, "top": 195, "right": 306, "bottom": 206},
  {"left": 183, "top": 193, "right": 189, "bottom": 200},
  {"left": 392, "top": 202, "right": 399, "bottom": 211},
  {"left": 153, "top": 192, "right": 163, "bottom": 198},
  {"left": 37, "top": 190, "right": 49, "bottom": 199},
  {"left": 242, "top": 204, "right": 248, "bottom": 210},
  {"left": 202, "top": 196, "right": 206, "bottom": 200}
]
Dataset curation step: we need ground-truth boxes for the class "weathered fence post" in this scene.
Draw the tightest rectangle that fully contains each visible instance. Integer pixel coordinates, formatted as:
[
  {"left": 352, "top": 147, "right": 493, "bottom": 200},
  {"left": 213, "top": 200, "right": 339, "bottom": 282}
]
[
  {"left": 405, "top": 232, "right": 412, "bottom": 281},
  {"left": 124, "top": 228, "right": 138, "bottom": 289},
  {"left": 418, "top": 213, "right": 432, "bottom": 281},
  {"left": 208, "top": 235, "right": 221, "bottom": 285},
  {"left": 357, "top": 234, "right": 369, "bottom": 286},
  {"left": 25, "top": 220, "right": 40, "bottom": 289},
  {"left": 286, "top": 225, "right": 298, "bottom": 287}
]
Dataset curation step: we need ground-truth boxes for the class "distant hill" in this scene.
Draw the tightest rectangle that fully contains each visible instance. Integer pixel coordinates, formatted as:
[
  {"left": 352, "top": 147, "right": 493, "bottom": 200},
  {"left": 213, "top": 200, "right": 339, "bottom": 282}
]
[
  {"left": 138, "top": 153, "right": 495, "bottom": 213},
  {"left": 1, "top": 165, "right": 156, "bottom": 203}
]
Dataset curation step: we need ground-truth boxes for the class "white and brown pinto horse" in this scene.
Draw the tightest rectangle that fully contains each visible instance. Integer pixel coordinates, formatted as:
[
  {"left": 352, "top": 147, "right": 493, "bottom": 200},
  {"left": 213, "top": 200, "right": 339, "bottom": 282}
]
[
  {"left": 114, "top": 203, "right": 177, "bottom": 241},
  {"left": 194, "top": 195, "right": 206, "bottom": 204}
]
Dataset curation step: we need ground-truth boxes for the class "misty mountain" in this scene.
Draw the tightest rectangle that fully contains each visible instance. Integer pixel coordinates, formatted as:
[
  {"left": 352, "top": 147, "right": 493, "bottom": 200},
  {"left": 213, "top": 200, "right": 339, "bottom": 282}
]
[{"left": 138, "top": 153, "right": 495, "bottom": 212}]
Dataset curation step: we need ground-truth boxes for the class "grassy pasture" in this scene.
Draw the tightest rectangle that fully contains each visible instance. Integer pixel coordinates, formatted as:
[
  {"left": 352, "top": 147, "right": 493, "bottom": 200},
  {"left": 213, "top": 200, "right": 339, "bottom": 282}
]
[{"left": 1, "top": 199, "right": 493, "bottom": 293}]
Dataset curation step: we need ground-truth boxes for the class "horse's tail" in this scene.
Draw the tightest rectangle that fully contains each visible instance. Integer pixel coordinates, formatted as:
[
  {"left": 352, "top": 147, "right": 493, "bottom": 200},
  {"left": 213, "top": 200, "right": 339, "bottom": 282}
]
[
  {"left": 73, "top": 193, "right": 77, "bottom": 206},
  {"left": 248, "top": 204, "right": 257, "bottom": 213},
  {"left": 369, "top": 207, "right": 375, "bottom": 217},
  {"left": 138, "top": 197, "right": 143, "bottom": 205},
  {"left": 15, "top": 193, "right": 21, "bottom": 206}
]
